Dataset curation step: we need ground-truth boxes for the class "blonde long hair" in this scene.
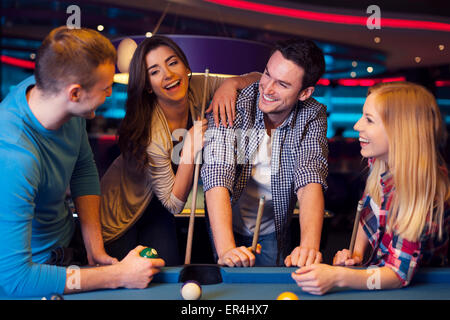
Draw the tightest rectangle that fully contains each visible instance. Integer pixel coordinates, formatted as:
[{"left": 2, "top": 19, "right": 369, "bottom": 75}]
[{"left": 364, "top": 82, "right": 450, "bottom": 242}]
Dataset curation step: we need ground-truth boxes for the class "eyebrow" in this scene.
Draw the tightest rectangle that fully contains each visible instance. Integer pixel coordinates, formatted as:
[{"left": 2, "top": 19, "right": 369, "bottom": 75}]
[
  {"left": 104, "top": 82, "right": 114, "bottom": 90},
  {"left": 264, "top": 67, "right": 292, "bottom": 87},
  {"left": 147, "top": 55, "right": 177, "bottom": 71}
]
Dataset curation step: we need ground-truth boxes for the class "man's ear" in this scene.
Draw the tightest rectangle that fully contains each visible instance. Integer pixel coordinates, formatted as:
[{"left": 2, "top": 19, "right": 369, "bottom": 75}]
[
  {"left": 67, "top": 84, "right": 82, "bottom": 102},
  {"left": 298, "top": 86, "right": 315, "bottom": 101}
]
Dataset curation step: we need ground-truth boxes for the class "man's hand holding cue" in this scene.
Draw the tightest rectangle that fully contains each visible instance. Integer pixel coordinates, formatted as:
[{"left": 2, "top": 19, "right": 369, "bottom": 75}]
[{"left": 216, "top": 196, "right": 264, "bottom": 267}]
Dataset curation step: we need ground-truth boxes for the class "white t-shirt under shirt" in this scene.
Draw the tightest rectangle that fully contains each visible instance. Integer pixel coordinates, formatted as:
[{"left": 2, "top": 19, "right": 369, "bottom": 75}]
[{"left": 232, "top": 129, "right": 275, "bottom": 236}]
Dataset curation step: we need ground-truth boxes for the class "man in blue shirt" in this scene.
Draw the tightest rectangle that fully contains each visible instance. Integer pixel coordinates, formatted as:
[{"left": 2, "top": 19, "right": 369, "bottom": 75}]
[
  {"left": 0, "top": 26, "right": 164, "bottom": 297},
  {"left": 201, "top": 39, "right": 328, "bottom": 267}
]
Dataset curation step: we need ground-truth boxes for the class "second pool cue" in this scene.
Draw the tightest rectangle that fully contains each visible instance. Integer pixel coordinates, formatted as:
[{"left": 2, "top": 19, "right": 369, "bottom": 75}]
[
  {"left": 349, "top": 200, "right": 363, "bottom": 257},
  {"left": 251, "top": 196, "right": 265, "bottom": 253},
  {"left": 184, "top": 69, "right": 209, "bottom": 265}
]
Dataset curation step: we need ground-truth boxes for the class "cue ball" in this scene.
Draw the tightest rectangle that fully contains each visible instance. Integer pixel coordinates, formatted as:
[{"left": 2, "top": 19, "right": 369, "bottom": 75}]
[
  {"left": 276, "top": 291, "right": 299, "bottom": 300},
  {"left": 181, "top": 281, "right": 202, "bottom": 300},
  {"left": 139, "top": 247, "right": 159, "bottom": 259}
]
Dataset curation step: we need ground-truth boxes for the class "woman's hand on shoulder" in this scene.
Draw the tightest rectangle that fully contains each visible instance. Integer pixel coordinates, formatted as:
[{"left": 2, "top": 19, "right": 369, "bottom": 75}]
[{"left": 206, "top": 79, "right": 237, "bottom": 128}]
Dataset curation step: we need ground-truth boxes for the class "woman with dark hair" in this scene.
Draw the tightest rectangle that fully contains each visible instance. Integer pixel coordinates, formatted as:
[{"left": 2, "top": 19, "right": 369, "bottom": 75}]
[{"left": 100, "top": 35, "right": 260, "bottom": 265}]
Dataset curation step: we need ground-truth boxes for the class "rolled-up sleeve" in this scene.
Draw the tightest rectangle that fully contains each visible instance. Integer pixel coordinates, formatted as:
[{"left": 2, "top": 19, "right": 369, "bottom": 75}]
[
  {"left": 146, "top": 133, "right": 185, "bottom": 214},
  {"left": 201, "top": 112, "right": 237, "bottom": 193},
  {"left": 293, "top": 101, "right": 328, "bottom": 192},
  {"left": 382, "top": 236, "right": 421, "bottom": 287}
]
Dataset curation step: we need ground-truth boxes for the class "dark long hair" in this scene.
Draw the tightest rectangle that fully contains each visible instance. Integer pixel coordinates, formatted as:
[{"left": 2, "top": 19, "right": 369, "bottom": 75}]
[{"left": 118, "top": 35, "right": 191, "bottom": 170}]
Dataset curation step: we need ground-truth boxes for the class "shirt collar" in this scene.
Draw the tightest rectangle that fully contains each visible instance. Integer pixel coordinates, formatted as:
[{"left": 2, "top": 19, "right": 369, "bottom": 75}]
[
  {"left": 380, "top": 170, "right": 394, "bottom": 194},
  {"left": 367, "top": 157, "right": 394, "bottom": 195}
]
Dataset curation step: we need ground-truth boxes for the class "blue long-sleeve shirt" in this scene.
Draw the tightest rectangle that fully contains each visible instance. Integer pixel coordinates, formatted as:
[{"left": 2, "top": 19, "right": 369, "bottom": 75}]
[{"left": 0, "top": 76, "right": 100, "bottom": 297}]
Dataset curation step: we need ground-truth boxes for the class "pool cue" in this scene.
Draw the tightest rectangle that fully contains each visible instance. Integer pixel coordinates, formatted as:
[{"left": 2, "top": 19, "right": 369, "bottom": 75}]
[
  {"left": 349, "top": 200, "right": 364, "bottom": 258},
  {"left": 251, "top": 196, "right": 265, "bottom": 253},
  {"left": 184, "top": 69, "right": 209, "bottom": 265}
]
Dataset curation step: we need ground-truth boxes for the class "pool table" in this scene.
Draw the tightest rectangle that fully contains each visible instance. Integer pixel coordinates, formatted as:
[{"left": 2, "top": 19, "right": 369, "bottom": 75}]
[{"left": 59, "top": 266, "right": 450, "bottom": 300}]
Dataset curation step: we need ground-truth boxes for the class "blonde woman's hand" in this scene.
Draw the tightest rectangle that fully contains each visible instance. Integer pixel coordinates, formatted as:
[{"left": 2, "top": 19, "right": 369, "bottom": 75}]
[
  {"left": 332, "top": 249, "right": 362, "bottom": 266},
  {"left": 292, "top": 264, "right": 339, "bottom": 295}
]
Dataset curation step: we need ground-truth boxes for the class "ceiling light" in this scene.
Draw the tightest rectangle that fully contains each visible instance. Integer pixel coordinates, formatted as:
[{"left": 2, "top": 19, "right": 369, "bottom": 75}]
[
  {"left": 350, "top": 72, "right": 357, "bottom": 78},
  {"left": 374, "top": 37, "right": 381, "bottom": 43},
  {"left": 145, "top": 32, "right": 153, "bottom": 38},
  {"left": 438, "top": 44, "right": 445, "bottom": 51},
  {"left": 367, "top": 67, "right": 373, "bottom": 73},
  {"left": 352, "top": 61, "right": 357, "bottom": 67},
  {"left": 97, "top": 25, "right": 104, "bottom": 32},
  {"left": 415, "top": 56, "right": 421, "bottom": 63}
]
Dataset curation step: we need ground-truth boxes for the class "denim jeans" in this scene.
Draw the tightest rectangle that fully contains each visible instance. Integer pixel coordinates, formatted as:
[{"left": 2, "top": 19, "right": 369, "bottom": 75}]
[{"left": 234, "top": 231, "right": 279, "bottom": 266}]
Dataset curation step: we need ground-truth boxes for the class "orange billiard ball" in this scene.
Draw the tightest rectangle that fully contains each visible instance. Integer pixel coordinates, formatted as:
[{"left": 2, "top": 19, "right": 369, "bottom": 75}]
[{"left": 276, "top": 291, "right": 299, "bottom": 300}]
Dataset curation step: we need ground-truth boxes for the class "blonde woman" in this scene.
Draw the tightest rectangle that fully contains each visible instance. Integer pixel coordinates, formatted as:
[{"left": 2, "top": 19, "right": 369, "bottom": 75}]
[{"left": 292, "top": 81, "right": 449, "bottom": 295}]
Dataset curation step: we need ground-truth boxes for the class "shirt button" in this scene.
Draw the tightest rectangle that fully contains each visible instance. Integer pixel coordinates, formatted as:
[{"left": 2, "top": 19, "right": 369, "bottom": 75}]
[{"left": 413, "top": 252, "right": 419, "bottom": 258}]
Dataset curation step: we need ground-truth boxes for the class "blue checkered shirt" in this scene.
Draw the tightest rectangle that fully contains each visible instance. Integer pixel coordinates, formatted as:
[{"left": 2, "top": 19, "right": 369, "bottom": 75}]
[{"left": 201, "top": 82, "right": 328, "bottom": 259}]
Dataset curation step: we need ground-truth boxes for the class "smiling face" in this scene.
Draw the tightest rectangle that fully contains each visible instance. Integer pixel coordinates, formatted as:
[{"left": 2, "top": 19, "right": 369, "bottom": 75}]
[
  {"left": 258, "top": 50, "right": 312, "bottom": 127},
  {"left": 145, "top": 45, "right": 190, "bottom": 107},
  {"left": 353, "top": 93, "right": 390, "bottom": 163}
]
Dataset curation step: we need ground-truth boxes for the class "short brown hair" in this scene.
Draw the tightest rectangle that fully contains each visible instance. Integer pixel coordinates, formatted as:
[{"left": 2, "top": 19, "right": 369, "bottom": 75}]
[
  {"left": 272, "top": 39, "right": 325, "bottom": 89},
  {"left": 35, "top": 26, "right": 116, "bottom": 94}
]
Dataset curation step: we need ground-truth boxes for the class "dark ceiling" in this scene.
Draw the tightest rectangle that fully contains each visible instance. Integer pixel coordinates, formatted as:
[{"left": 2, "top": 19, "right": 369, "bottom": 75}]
[
  {"left": 283, "top": 0, "right": 450, "bottom": 18},
  {"left": 1, "top": 0, "right": 449, "bottom": 78}
]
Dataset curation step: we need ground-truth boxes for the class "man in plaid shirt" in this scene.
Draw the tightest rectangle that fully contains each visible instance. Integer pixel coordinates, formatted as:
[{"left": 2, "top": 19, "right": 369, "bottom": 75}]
[{"left": 201, "top": 39, "right": 328, "bottom": 267}]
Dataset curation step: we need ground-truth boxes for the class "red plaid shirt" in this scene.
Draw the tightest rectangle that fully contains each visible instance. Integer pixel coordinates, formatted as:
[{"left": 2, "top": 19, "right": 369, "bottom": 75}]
[{"left": 360, "top": 160, "right": 449, "bottom": 286}]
